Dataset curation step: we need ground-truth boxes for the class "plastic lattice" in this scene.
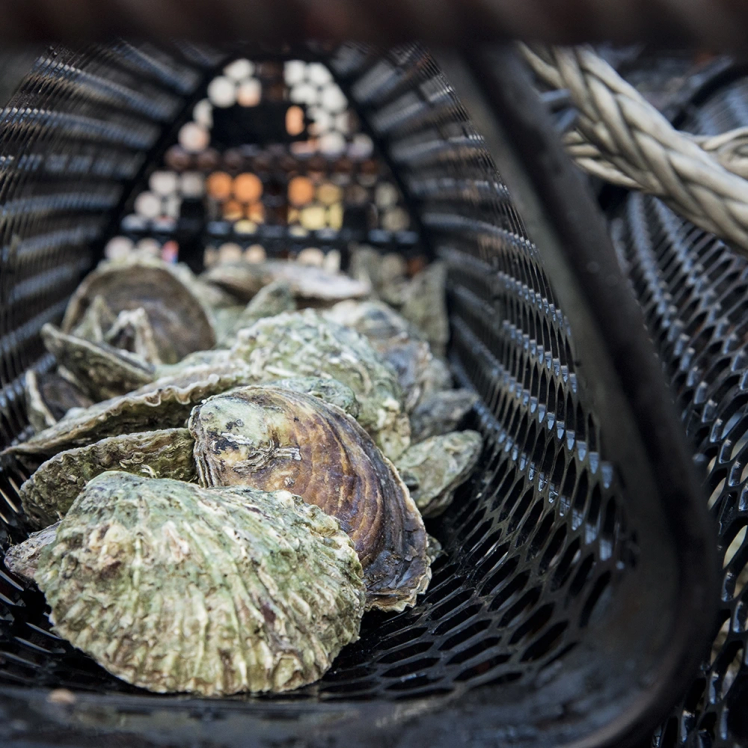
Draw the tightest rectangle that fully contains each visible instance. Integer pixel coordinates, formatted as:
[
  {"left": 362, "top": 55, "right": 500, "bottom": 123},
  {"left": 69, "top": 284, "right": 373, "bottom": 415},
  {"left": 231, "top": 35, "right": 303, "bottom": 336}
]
[{"left": 0, "top": 42, "right": 635, "bottom": 740}]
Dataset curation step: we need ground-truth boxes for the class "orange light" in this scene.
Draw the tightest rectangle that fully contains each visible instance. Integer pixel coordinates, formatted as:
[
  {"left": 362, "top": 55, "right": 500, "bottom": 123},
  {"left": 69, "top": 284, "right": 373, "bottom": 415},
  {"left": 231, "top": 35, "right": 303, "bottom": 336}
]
[
  {"left": 207, "top": 172, "right": 233, "bottom": 200},
  {"left": 286, "top": 105, "right": 305, "bottom": 136},
  {"left": 288, "top": 176, "right": 315, "bottom": 206},
  {"left": 234, "top": 173, "right": 263, "bottom": 203}
]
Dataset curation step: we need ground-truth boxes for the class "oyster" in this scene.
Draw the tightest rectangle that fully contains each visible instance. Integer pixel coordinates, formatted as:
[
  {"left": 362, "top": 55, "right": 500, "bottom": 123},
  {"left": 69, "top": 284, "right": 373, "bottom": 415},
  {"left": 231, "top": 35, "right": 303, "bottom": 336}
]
[
  {"left": 25, "top": 370, "right": 94, "bottom": 432},
  {"left": 324, "top": 301, "right": 447, "bottom": 412},
  {"left": 62, "top": 256, "right": 216, "bottom": 364},
  {"left": 4, "top": 521, "right": 59, "bottom": 583},
  {"left": 269, "top": 376, "right": 360, "bottom": 418},
  {"left": 395, "top": 431, "right": 483, "bottom": 518},
  {"left": 230, "top": 310, "right": 410, "bottom": 459},
  {"left": 189, "top": 386, "right": 430, "bottom": 611},
  {"left": 26, "top": 370, "right": 58, "bottom": 432},
  {"left": 71, "top": 295, "right": 116, "bottom": 343},
  {"left": 35, "top": 472, "right": 365, "bottom": 695},
  {"left": 42, "top": 324, "right": 155, "bottom": 401},
  {"left": 324, "top": 300, "right": 418, "bottom": 343},
  {"left": 104, "top": 308, "right": 162, "bottom": 365},
  {"left": 219, "top": 280, "right": 296, "bottom": 345},
  {"left": 401, "top": 261, "right": 449, "bottom": 357},
  {"left": 203, "top": 260, "right": 370, "bottom": 305},
  {"left": 20, "top": 429, "right": 196, "bottom": 529},
  {"left": 349, "top": 247, "right": 408, "bottom": 307},
  {"left": 379, "top": 338, "right": 434, "bottom": 413},
  {"left": 6, "top": 363, "right": 257, "bottom": 460},
  {"left": 211, "top": 306, "right": 245, "bottom": 344},
  {"left": 410, "top": 389, "right": 479, "bottom": 442}
]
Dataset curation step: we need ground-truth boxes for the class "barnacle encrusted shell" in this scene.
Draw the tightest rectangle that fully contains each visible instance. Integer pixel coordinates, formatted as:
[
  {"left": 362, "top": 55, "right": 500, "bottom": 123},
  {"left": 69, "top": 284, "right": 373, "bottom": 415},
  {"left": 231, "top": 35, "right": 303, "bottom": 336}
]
[
  {"left": 42, "top": 324, "right": 155, "bottom": 401},
  {"left": 35, "top": 472, "right": 365, "bottom": 695},
  {"left": 400, "top": 261, "right": 449, "bottom": 357},
  {"left": 410, "top": 389, "right": 479, "bottom": 443},
  {"left": 189, "top": 386, "right": 430, "bottom": 611},
  {"left": 395, "top": 431, "right": 483, "bottom": 518},
  {"left": 61, "top": 256, "right": 216, "bottom": 364},
  {"left": 20, "top": 429, "right": 196, "bottom": 529},
  {"left": 6, "top": 364, "right": 257, "bottom": 459},
  {"left": 4, "top": 521, "right": 59, "bottom": 583},
  {"left": 203, "top": 260, "right": 370, "bottom": 304},
  {"left": 229, "top": 310, "right": 410, "bottom": 460},
  {"left": 269, "top": 376, "right": 360, "bottom": 418}
]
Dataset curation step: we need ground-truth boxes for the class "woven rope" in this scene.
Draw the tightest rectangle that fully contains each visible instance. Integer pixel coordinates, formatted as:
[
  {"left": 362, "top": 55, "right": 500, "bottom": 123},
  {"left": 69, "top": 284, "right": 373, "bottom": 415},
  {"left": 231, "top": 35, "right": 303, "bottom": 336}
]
[{"left": 520, "top": 44, "right": 748, "bottom": 252}]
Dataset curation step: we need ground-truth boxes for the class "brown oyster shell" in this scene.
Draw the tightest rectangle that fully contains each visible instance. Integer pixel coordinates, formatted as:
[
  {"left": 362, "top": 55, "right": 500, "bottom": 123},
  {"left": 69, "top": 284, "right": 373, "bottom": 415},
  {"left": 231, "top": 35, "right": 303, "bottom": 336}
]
[
  {"left": 189, "top": 385, "right": 430, "bottom": 612},
  {"left": 35, "top": 472, "right": 365, "bottom": 695},
  {"left": 20, "top": 428, "right": 196, "bottom": 529},
  {"left": 62, "top": 256, "right": 216, "bottom": 364}
]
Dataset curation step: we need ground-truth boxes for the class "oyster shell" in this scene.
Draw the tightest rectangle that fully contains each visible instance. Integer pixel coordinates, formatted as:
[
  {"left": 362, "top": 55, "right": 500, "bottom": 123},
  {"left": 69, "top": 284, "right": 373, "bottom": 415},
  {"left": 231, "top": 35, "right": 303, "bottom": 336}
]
[
  {"left": 349, "top": 247, "right": 408, "bottom": 307},
  {"left": 104, "top": 308, "right": 162, "bottom": 365},
  {"left": 410, "top": 389, "right": 479, "bottom": 443},
  {"left": 324, "top": 301, "right": 447, "bottom": 412},
  {"left": 401, "top": 261, "right": 449, "bottom": 357},
  {"left": 25, "top": 370, "right": 58, "bottom": 432},
  {"left": 230, "top": 310, "right": 410, "bottom": 459},
  {"left": 42, "top": 324, "right": 155, "bottom": 401},
  {"left": 6, "top": 363, "right": 257, "bottom": 460},
  {"left": 4, "top": 521, "right": 59, "bottom": 583},
  {"left": 395, "top": 431, "right": 483, "bottom": 518},
  {"left": 324, "top": 300, "right": 418, "bottom": 343},
  {"left": 35, "top": 472, "right": 365, "bottom": 695},
  {"left": 25, "top": 370, "right": 94, "bottom": 432},
  {"left": 62, "top": 256, "right": 216, "bottom": 364},
  {"left": 20, "top": 429, "right": 196, "bottom": 529},
  {"left": 269, "top": 376, "right": 360, "bottom": 418},
  {"left": 189, "top": 386, "right": 430, "bottom": 611},
  {"left": 71, "top": 295, "right": 116, "bottom": 343},
  {"left": 203, "top": 260, "right": 370, "bottom": 305},
  {"left": 219, "top": 280, "right": 296, "bottom": 345}
]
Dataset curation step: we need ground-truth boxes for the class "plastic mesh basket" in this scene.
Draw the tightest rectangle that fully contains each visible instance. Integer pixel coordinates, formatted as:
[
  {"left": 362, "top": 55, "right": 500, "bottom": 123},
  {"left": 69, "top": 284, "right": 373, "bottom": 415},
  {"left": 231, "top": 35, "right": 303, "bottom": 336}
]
[{"left": 0, "top": 42, "right": 722, "bottom": 747}]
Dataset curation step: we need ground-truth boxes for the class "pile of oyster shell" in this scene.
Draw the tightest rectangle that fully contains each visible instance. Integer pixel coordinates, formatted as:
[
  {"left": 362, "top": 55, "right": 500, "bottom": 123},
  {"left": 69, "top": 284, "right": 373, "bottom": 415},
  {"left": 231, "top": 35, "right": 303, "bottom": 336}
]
[{"left": 2, "top": 248, "right": 482, "bottom": 697}]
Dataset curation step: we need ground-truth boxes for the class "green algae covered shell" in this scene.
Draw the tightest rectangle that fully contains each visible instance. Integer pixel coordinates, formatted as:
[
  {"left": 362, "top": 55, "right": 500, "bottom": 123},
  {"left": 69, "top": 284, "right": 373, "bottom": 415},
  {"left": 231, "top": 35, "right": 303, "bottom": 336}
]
[
  {"left": 396, "top": 430, "right": 483, "bottom": 518},
  {"left": 189, "top": 385, "right": 430, "bottom": 612},
  {"left": 35, "top": 472, "right": 365, "bottom": 696},
  {"left": 19, "top": 429, "right": 196, "bottom": 529},
  {"left": 269, "top": 376, "right": 360, "bottom": 418},
  {"left": 6, "top": 364, "right": 258, "bottom": 460},
  {"left": 230, "top": 309, "right": 410, "bottom": 460},
  {"left": 41, "top": 324, "right": 155, "bottom": 401}
]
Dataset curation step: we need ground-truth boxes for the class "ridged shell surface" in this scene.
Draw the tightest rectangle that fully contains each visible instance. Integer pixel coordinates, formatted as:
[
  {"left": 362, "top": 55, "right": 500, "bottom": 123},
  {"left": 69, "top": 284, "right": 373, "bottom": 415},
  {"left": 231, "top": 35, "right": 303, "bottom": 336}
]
[
  {"left": 20, "top": 429, "right": 196, "bottom": 529},
  {"left": 189, "top": 386, "right": 430, "bottom": 611},
  {"left": 229, "top": 310, "right": 410, "bottom": 460},
  {"left": 35, "top": 472, "right": 365, "bottom": 695}
]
